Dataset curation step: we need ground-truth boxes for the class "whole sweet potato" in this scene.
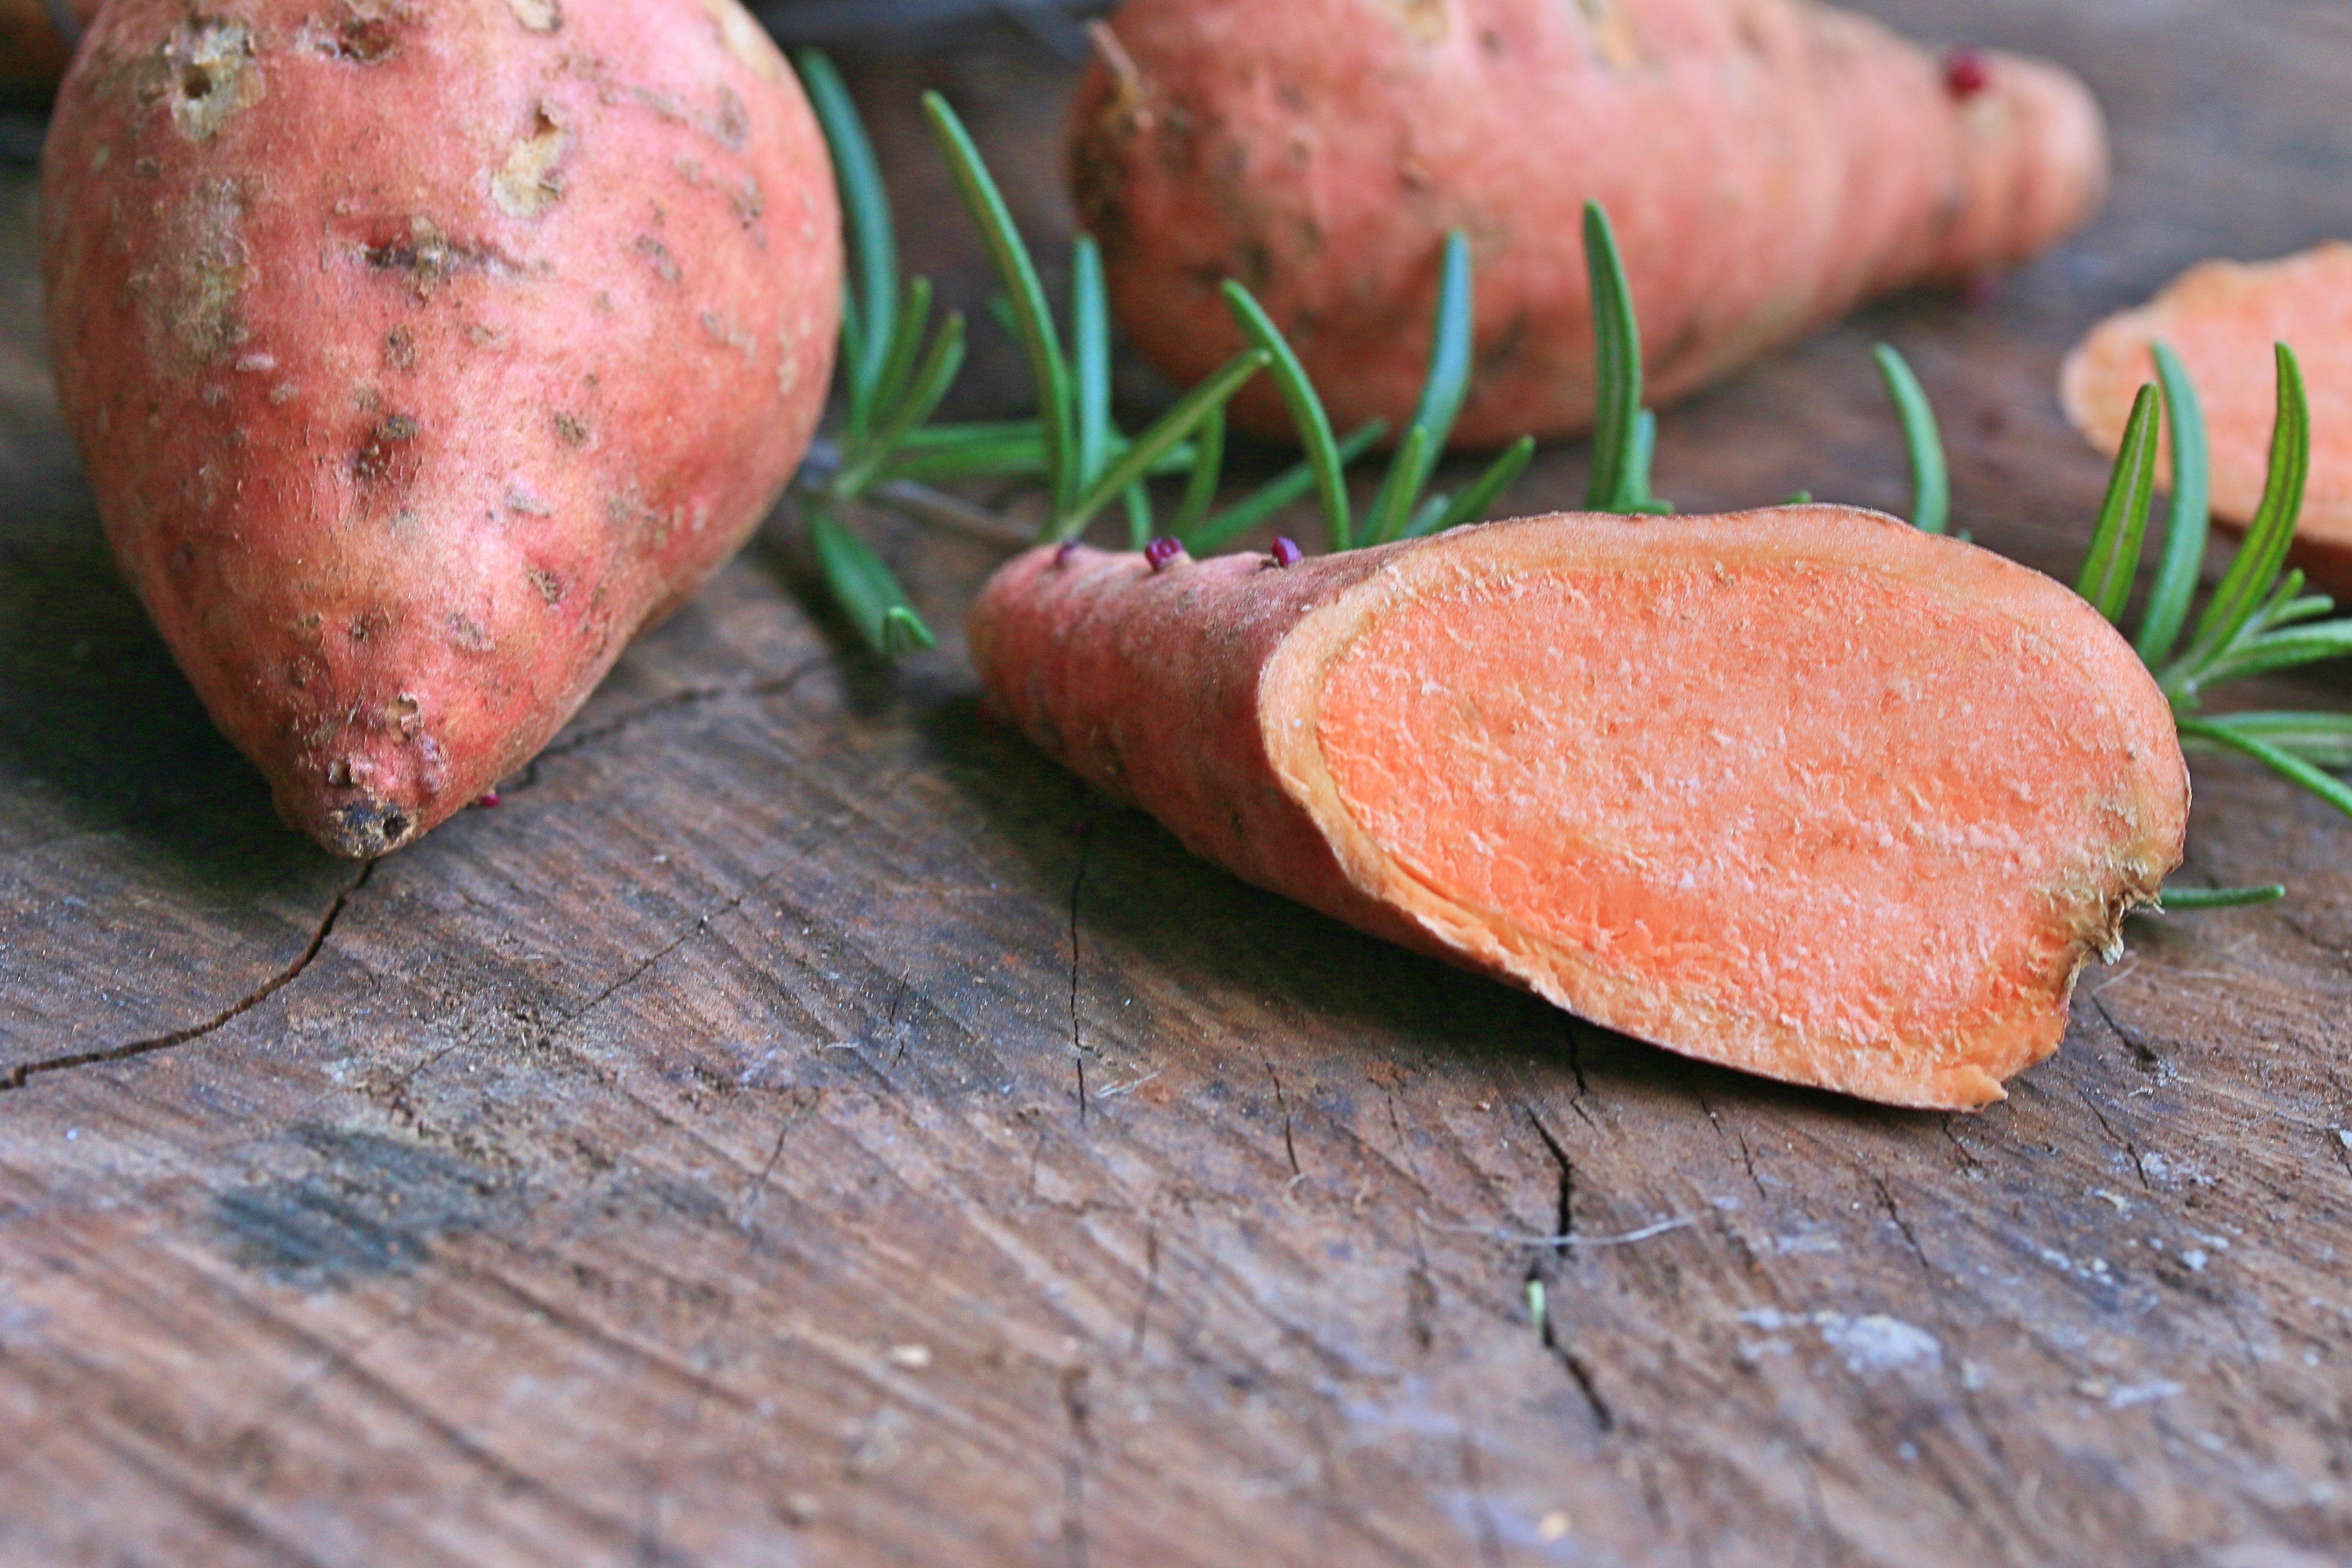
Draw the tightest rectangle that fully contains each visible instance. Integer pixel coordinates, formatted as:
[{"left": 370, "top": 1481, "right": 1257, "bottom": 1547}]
[
  {"left": 42, "top": 0, "right": 839, "bottom": 856},
  {"left": 1073, "top": 0, "right": 2108, "bottom": 446}
]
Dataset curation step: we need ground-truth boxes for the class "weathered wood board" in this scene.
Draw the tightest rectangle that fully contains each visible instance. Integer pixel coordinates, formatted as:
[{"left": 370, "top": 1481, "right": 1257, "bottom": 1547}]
[{"left": 3, "top": 4, "right": 2350, "bottom": 1565}]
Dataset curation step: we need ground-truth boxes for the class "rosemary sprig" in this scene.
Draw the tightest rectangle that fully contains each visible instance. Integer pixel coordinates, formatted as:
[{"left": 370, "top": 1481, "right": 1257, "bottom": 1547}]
[
  {"left": 1583, "top": 202, "right": 1671, "bottom": 517},
  {"left": 1221, "top": 281, "right": 1364, "bottom": 549},
  {"left": 799, "top": 64, "right": 1540, "bottom": 629},
  {"left": 1882, "top": 338, "right": 2351, "bottom": 907},
  {"left": 923, "top": 92, "right": 1276, "bottom": 546},
  {"left": 1873, "top": 345, "right": 1950, "bottom": 535},
  {"left": 1219, "top": 233, "right": 1535, "bottom": 552},
  {"left": 795, "top": 49, "right": 954, "bottom": 655}
]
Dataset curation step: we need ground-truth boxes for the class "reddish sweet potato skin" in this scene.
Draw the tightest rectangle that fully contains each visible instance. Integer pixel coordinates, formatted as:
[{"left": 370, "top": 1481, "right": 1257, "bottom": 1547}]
[
  {"left": 970, "top": 514, "right": 2187, "bottom": 1109},
  {"left": 42, "top": 0, "right": 839, "bottom": 857},
  {"left": 1073, "top": 0, "right": 2107, "bottom": 446}
]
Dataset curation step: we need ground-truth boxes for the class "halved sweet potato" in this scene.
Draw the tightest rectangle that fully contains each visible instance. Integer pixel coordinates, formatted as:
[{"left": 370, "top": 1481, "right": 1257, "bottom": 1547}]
[{"left": 972, "top": 509, "right": 2189, "bottom": 1109}]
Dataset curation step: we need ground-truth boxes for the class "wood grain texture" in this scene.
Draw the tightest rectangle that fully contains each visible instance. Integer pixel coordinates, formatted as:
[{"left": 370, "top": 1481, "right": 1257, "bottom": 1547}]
[{"left": 3, "top": 6, "right": 2349, "bottom": 1565}]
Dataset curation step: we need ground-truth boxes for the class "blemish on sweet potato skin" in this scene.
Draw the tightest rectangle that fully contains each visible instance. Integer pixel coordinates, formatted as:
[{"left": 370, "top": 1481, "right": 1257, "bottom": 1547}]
[
  {"left": 493, "top": 103, "right": 573, "bottom": 218},
  {"left": 43, "top": 0, "right": 839, "bottom": 858}
]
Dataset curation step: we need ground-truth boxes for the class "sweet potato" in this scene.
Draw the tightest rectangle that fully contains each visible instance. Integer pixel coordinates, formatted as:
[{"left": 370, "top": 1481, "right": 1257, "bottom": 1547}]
[
  {"left": 2061, "top": 243, "right": 2352, "bottom": 597},
  {"left": 1072, "top": 0, "right": 2108, "bottom": 446},
  {"left": 42, "top": 0, "right": 839, "bottom": 857},
  {"left": 971, "top": 510, "right": 2188, "bottom": 1109}
]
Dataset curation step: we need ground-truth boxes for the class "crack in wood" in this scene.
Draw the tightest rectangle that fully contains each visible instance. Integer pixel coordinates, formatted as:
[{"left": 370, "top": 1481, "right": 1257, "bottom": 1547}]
[
  {"left": 2090, "top": 992, "right": 2164, "bottom": 1075},
  {"left": 507, "top": 658, "right": 832, "bottom": 792},
  {"left": 3, "top": 861, "right": 374, "bottom": 1093},
  {"left": 1937, "top": 1114, "right": 1988, "bottom": 1174},
  {"left": 1265, "top": 1058, "right": 1302, "bottom": 1177},
  {"left": 2073, "top": 1084, "right": 2153, "bottom": 1193},
  {"left": 1699, "top": 1089, "right": 1771, "bottom": 1206},
  {"left": 1068, "top": 820, "right": 1093, "bottom": 1124},
  {"left": 1519, "top": 1106, "right": 1616, "bottom": 1433}
]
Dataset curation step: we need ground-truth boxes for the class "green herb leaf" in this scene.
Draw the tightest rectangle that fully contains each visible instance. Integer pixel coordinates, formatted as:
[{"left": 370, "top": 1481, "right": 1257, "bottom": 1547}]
[
  {"left": 2157, "top": 884, "right": 2288, "bottom": 910},
  {"left": 1404, "top": 491, "right": 1452, "bottom": 540},
  {"left": 881, "top": 606, "right": 934, "bottom": 658},
  {"left": 866, "top": 275, "right": 936, "bottom": 439},
  {"left": 2180, "top": 343, "right": 2310, "bottom": 672},
  {"left": 1626, "top": 410, "right": 1670, "bottom": 514},
  {"left": 809, "top": 506, "right": 937, "bottom": 657},
  {"left": 1171, "top": 402, "right": 1226, "bottom": 540},
  {"left": 2134, "top": 341, "right": 2211, "bottom": 665},
  {"left": 838, "top": 306, "right": 869, "bottom": 440},
  {"left": 923, "top": 92, "right": 1076, "bottom": 520},
  {"left": 1873, "top": 344, "right": 1950, "bottom": 536},
  {"left": 1364, "top": 424, "right": 1432, "bottom": 546},
  {"left": 1222, "top": 281, "right": 1353, "bottom": 550},
  {"left": 2188, "top": 711, "right": 2352, "bottom": 769},
  {"left": 1415, "top": 436, "right": 1537, "bottom": 539},
  {"left": 1185, "top": 420, "right": 1386, "bottom": 554},
  {"left": 897, "top": 418, "right": 1042, "bottom": 450},
  {"left": 2075, "top": 380, "right": 2162, "bottom": 623},
  {"left": 836, "top": 312, "right": 967, "bottom": 496},
  {"left": 1124, "top": 482, "right": 1154, "bottom": 551},
  {"left": 2193, "top": 620, "right": 2352, "bottom": 687},
  {"left": 797, "top": 51, "right": 896, "bottom": 419},
  {"left": 879, "top": 430, "right": 1050, "bottom": 485},
  {"left": 1072, "top": 235, "right": 1113, "bottom": 493},
  {"left": 1055, "top": 348, "right": 1270, "bottom": 541},
  {"left": 1583, "top": 201, "right": 1646, "bottom": 514},
  {"left": 1368, "top": 230, "right": 1477, "bottom": 544},
  {"left": 2178, "top": 714, "right": 2352, "bottom": 824}
]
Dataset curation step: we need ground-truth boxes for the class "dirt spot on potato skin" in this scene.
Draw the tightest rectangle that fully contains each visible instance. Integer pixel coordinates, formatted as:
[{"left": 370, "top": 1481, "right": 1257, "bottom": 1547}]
[
  {"left": 134, "top": 176, "right": 255, "bottom": 366},
  {"left": 156, "top": 18, "right": 266, "bottom": 142},
  {"left": 505, "top": 0, "right": 562, "bottom": 33},
  {"left": 553, "top": 411, "right": 591, "bottom": 446},
  {"left": 697, "top": 0, "right": 780, "bottom": 81},
  {"left": 493, "top": 104, "right": 572, "bottom": 218},
  {"left": 633, "top": 233, "right": 682, "bottom": 283},
  {"left": 363, "top": 217, "right": 519, "bottom": 300},
  {"left": 1376, "top": 0, "right": 1448, "bottom": 44},
  {"left": 353, "top": 414, "right": 421, "bottom": 488},
  {"left": 309, "top": 1, "right": 425, "bottom": 63}
]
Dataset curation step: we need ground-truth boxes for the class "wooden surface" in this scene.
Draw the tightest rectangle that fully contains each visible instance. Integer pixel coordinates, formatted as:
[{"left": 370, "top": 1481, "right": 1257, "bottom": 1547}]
[{"left": 5, "top": 4, "right": 2352, "bottom": 1565}]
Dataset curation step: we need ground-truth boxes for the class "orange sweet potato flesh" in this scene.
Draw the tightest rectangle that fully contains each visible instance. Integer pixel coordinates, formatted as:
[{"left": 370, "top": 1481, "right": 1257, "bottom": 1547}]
[
  {"left": 2061, "top": 243, "right": 2352, "bottom": 597},
  {"left": 1072, "top": 0, "right": 2108, "bottom": 447},
  {"left": 971, "top": 510, "right": 2188, "bottom": 1109},
  {"left": 41, "top": 0, "right": 839, "bottom": 858}
]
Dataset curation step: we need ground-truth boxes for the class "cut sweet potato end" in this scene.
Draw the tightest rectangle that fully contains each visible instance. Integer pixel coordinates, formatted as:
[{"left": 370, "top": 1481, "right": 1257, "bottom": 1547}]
[
  {"left": 1264, "top": 510, "right": 2187, "bottom": 1110},
  {"left": 2060, "top": 242, "right": 2352, "bottom": 567}
]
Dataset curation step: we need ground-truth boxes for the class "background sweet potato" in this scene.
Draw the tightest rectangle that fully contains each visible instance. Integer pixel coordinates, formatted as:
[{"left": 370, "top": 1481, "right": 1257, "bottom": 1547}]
[
  {"left": 41, "top": 0, "right": 840, "bottom": 857},
  {"left": 2062, "top": 243, "right": 2352, "bottom": 597},
  {"left": 0, "top": 0, "right": 96, "bottom": 94},
  {"left": 1073, "top": 0, "right": 2108, "bottom": 446}
]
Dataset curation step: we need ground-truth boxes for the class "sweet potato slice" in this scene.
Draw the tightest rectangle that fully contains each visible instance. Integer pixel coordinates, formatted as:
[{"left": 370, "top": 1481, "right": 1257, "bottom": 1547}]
[
  {"left": 971, "top": 509, "right": 2188, "bottom": 1109},
  {"left": 2061, "top": 243, "right": 2352, "bottom": 594}
]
